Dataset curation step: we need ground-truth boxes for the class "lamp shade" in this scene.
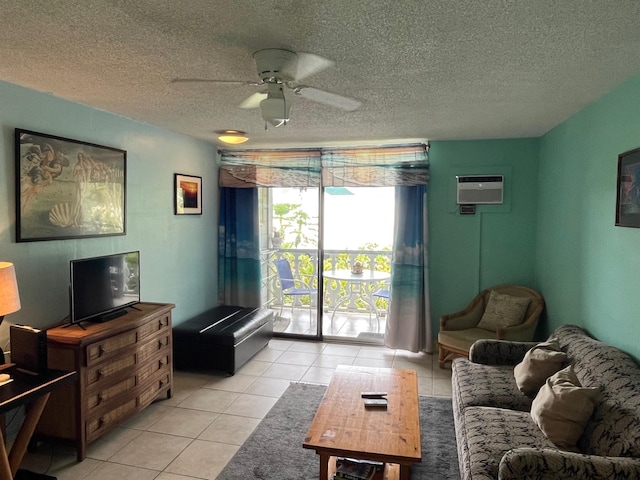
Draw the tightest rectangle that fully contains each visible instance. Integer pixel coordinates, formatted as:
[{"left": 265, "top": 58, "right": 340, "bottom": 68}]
[{"left": 0, "top": 262, "right": 21, "bottom": 317}]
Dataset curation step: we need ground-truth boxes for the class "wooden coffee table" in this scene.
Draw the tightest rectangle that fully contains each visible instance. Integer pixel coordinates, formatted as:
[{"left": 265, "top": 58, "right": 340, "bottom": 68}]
[{"left": 303, "top": 365, "right": 421, "bottom": 480}]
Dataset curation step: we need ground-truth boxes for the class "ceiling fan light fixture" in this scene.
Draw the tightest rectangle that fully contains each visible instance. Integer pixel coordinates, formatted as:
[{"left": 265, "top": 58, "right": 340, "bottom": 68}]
[
  {"left": 260, "top": 96, "right": 290, "bottom": 128},
  {"left": 216, "top": 130, "right": 249, "bottom": 144}
]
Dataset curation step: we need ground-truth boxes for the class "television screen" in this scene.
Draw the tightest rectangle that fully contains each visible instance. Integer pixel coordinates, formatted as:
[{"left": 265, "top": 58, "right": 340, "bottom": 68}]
[{"left": 70, "top": 251, "right": 140, "bottom": 324}]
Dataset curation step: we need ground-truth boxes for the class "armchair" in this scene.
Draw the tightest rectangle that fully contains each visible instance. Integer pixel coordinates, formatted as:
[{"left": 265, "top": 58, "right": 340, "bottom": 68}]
[{"left": 438, "top": 284, "right": 544, "bottom": 368}]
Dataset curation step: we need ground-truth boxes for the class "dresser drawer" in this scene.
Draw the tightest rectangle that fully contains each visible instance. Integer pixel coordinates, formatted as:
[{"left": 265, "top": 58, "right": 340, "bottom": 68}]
[
  {"left": 86, "top": 375, "right": 137, "bottom": 411},
  {"left": 137, "top": 313, "right": 171, "bottom": 341},
  {"left": 138, "top": 352, "right": 171, "bottom": 384},
  {"left": 86, "top": 330, "right": 137, "bottom": 366},
  {"left": 86, "top": 397, "right": 138, "bottom": 443},
  {"left": 86, "top": 352, "right": 137, "bottom": 387},
  {"left": 137, "top": 333, "right": 171, "bottom": 364},
  {"left": 139, "top": 371, "right": 171, "bottom": 407}
]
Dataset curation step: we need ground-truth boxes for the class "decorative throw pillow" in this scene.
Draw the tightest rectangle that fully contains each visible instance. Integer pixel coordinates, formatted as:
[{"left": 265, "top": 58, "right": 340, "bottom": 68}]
[
  {"left": 476, "top": 290, "right": 531, "bottom": 331},
  {"left": 530, "top": 365, "right": 599, "bottom": 450},
  {"left": 514, "top": 340, "right": 567, "bottom": 395}
]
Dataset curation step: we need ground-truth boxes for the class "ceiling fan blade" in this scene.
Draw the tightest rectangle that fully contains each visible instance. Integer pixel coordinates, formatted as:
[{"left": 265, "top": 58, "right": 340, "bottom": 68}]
[
  {"left": 171, "top": 78, "right": 261, "bottom": 86},
  {"left": 293, "top": 53, "right": 334, "bottom": 81},
  {"left": 239, "top": 92, "right": 268, "bottom": 109},
  {"left": 294, "top": 87, "right": 361, "bottom": 111}
]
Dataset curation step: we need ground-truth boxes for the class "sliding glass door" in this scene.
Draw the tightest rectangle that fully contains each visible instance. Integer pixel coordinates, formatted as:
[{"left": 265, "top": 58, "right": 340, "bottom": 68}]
[
  {"left": 322, "top": 186, "right": 394, "bottom": 343},
  {"left": 260, "top": 187, "right": 320, "bottom": 338},
  {"left": 261, "top": 186, "right": 394, "bottom": 344}
]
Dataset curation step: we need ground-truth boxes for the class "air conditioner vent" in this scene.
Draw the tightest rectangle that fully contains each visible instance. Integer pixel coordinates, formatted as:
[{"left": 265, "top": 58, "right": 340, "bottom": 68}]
[{"left": 456, "top": 175, "right": 503, "bottom": 205}]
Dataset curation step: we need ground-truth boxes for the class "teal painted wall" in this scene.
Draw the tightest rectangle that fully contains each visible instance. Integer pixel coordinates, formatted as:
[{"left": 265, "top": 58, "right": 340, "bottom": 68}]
[
  {"left": 0, "top": 81, "right": 219, "bottom": 347},
  {"left": 536, "top": 70, "right": 640, "bottom": 360},
  {"left": 428, "top": 139, "right": 539, "bottom": 336}
]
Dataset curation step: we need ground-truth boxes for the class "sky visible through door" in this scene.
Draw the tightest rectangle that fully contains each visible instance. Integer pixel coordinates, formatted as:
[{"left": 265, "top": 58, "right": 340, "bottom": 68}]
[{"left": 272, "top": 187, "right": 395, "bottom": 250}]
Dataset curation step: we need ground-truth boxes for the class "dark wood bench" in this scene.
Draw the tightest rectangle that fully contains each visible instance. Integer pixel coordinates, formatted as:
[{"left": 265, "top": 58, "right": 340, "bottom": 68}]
[{"left": 173, "top": 305, "right": 273, "bottom": 375}]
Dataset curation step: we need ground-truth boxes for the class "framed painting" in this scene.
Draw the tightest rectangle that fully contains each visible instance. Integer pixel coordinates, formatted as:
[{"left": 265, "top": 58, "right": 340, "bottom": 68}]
[
  {"left": 15, "top": 129, "right": 126, "bottom": 242},
  {"left": 616, "top": 146, "right": 640, "bottom": 228},
  {"left": 174, "top": 174, "right": 202, "bottom": 215}
]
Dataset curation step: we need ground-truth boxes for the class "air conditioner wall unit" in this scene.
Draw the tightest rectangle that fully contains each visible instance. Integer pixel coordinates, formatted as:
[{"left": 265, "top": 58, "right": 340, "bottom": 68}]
[{"left": 456, "top": 175, "right": 504, "bottom": 205}]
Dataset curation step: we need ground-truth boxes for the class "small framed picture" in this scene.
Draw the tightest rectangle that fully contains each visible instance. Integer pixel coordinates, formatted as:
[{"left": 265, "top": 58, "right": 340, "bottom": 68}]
[
  {"left": 615, "top": 147, "right": 640, "bottom": 227},
  {"left": 174, "top": 174, "right": 202, "bottom": 215}
]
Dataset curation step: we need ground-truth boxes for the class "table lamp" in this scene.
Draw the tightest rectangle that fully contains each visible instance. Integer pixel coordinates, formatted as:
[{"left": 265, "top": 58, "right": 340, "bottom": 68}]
[{"left": 0, "top": 262, "right": 21, "bottom": 325}]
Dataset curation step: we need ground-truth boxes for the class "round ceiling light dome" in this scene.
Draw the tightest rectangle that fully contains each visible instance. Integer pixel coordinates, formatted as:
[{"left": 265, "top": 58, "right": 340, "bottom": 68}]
[{"left": 216, "top": 130, "right": 249, "bottom": 145}]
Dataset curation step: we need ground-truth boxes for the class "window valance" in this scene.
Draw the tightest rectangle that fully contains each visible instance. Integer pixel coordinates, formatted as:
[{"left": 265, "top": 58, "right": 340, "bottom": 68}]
[
  {"left": 219, "top": 144, "right": 428, "bottom": 188},
  {"left": 322, "top": 144, "right": 429, "bottom": 187}
]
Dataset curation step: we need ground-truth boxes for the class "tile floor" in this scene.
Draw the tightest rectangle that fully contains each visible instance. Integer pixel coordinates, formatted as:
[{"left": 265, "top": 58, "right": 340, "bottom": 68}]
[{"left": 20, "top": 338, "right": 452, "bottom": 480}]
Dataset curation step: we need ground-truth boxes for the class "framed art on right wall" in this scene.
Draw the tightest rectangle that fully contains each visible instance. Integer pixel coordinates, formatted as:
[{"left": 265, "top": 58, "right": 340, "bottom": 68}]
[{"left": 616, "top": 146, "right": 640, "bottom": 227}]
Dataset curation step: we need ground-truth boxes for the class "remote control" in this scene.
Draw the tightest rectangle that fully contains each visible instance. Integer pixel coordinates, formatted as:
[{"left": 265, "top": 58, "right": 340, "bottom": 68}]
[
  {"left": 361, "top": 392, "right": 387, "bottom": 398},
  {"left": 364, "top": 398, "right": 388, "bottom": 408}
]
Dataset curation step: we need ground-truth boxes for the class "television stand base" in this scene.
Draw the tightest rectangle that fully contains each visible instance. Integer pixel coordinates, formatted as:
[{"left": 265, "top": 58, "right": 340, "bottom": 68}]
[{"left": 94, "top": 309, "right": 127, "bottom": 323}]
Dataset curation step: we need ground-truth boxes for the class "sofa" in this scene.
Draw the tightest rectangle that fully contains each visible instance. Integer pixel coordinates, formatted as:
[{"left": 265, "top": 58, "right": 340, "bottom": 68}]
[{"left": 451, "top": 324, "right": 640, "bottom": 479}]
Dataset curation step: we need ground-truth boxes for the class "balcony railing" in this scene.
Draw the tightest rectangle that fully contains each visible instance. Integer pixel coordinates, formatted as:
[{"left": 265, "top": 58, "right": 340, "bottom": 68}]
[{"left": 260, "top": 248, "right": 391, "bottom": 316}]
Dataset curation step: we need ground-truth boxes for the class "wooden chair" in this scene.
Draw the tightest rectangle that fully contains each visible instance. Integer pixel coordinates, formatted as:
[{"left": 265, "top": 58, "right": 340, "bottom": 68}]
[{"left": 437, "top": 284, "right": 544, "bottom": 368}]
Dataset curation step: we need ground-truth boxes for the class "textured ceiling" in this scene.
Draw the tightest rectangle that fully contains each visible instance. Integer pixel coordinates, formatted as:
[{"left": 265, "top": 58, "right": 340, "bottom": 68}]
[{"left": 1, "top": 1, "right": 639, "bottom": 148}]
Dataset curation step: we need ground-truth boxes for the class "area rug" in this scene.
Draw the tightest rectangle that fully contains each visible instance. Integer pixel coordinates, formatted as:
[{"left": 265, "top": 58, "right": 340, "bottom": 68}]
[{"left": 217, "top": 382, "right": 459, "bottom": 480}]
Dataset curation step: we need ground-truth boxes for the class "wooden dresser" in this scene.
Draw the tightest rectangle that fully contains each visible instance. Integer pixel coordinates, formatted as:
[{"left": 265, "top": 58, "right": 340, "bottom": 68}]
[{"left": 35, "top": 302, "right": 175, "bottom": 461}]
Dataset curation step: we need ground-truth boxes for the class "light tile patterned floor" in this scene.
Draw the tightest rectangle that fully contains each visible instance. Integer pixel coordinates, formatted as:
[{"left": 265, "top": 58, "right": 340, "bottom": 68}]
[{"left": 20, "top": 339, "right": 452, "bottom": 479}]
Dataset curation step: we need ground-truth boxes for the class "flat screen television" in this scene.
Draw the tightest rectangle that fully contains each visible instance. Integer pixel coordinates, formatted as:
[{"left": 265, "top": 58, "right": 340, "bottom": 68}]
[{"left": 70, "top": 251, "right": 140, "bottom": 324}]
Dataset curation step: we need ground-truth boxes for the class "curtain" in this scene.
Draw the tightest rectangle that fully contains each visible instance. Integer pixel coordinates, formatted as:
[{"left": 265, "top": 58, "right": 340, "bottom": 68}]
[
  {"left": 384, "top": 185, "right": 432, "bottom": 353},
  {"left": 218, "top": 149, "right": 321, "bottom": 308},
  {"left": 217, "top": 187, "right": 261, "bottom": 306}
]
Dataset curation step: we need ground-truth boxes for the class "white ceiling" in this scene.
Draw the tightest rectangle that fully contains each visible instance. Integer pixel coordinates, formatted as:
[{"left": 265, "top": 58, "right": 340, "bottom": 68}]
[{"left": 1, "top": 1, "right": 639, "bottom": 148}]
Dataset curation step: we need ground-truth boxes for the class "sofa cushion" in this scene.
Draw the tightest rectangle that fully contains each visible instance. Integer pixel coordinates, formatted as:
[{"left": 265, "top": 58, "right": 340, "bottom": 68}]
[
  {"left": 514, "top": 340, "right": 567, "bottom": 395},
  {"left": 477, "top": 290, "right": 531, "bottom": 331},
  {"left": 453, "top": 358, "right": 533, "bottom": 414},
  {"left": 460, "top": 406, "right": 556, "bottom": 480},
  {"left": 531, "top": 365, "right": 599, "bottom": 451}
]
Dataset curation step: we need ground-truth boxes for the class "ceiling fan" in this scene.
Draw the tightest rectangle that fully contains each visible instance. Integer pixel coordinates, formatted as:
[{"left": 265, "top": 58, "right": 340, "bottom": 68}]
[{"left": 172, "top": 48, "right": 361, "bottom": 128}]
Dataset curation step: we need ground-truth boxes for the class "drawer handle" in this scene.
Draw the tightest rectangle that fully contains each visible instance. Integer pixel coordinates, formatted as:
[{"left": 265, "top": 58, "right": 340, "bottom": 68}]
[
  {"left": 98, "top": 416, "right": 107, "bottom": 428},
  {"left": 97, "top": 394, "right": 104, "bottom": 405},
  {"left": 158, "top": 359, "right": 166, "bottom": 367},
  {"left": 99, "top": 345, "right": 107, "bottom": 356},
  {"left": 158, "top": 339, "right": 165, "bottom": 348},
  {"left": 96, "top": 369, "right": 104, "bottom": 378}
]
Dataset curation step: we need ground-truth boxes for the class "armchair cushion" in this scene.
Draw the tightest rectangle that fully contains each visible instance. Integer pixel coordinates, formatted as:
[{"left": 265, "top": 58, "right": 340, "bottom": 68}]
[
  {"left": 477, "top": 290, "right": 531, "bottom": 331},
  {"left": 514, "top": 341, "right": 567, "bottom": 395},
  {"left": 531, "top": 365, "right": 600, "bottom": 450}
]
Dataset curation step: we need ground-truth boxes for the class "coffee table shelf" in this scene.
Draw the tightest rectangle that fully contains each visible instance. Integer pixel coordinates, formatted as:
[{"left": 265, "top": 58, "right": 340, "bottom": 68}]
[{"left": 327, "top": 456, "right": 400, "bottom": 480}]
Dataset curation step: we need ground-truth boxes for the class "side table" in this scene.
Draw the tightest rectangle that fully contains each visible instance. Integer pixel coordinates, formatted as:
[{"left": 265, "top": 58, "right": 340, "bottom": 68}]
[{"left": 0, "top": 365, "right": 76, "bottom": 480}]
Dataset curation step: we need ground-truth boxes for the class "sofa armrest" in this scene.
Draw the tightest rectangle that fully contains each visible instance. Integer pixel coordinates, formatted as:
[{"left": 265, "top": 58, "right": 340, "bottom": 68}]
[
  {"left": 498, "top": 447, "right": 640, "bottom": 480},
  {"left": 469, "top": 339, "right": 537, "bottom": 365}
]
